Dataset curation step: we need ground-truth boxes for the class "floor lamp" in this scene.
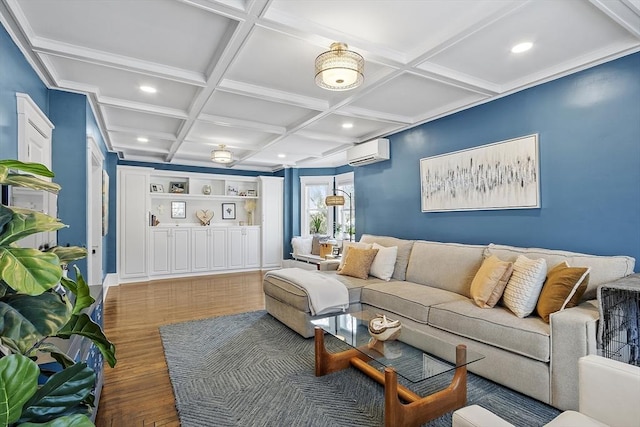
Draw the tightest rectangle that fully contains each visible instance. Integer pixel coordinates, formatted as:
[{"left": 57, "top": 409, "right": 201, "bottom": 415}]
[{"left": 325, "top": 189, "right": 353, "bottom": 241}]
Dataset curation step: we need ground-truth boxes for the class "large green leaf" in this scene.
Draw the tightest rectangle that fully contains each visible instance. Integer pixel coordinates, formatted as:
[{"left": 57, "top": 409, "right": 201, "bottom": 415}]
[
  {"left": 19, "top": 362, "right": 95, "bottom": 423},
  {"left": 0, "top": 248, "right": 62, "bottom": 295},
  {"left": 17, "top": 413, "right": 93, "bottom": 427},
  {"left": 35, "top": 343, "right": 76, "bottom": 369},
  {"left": 0, "top": 354, "right": 39, "bottom": 426},
  {"left": 0, "top": 209, "right": 66, "bottom": 246},
  {"left": 0, "top": 160, "right": 54, "bottom": 179},
  {"left": 46, "top": 247, "right": 86, "bottom": 266},
  {"left": 2, "top": 174, "right": 60, "bottom": 194},
  {"left": 56, "top": 313, "right": 116, "bottom": 368},
  {"left": 61, "top": 268, "right": 94, "bottom": 314},
  {"left": 0, "top": 205, "right": 13, "bottom": 233},
  {"left": 0, "top": 292, "right": 72, "bottom": 354}
]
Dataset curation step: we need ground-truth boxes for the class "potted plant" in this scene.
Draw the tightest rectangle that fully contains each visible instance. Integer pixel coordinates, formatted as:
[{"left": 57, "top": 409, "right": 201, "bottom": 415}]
[
  {"left": 0, "top": 159, "right": 116, "bottom": 427},
  {"left": 309, "top": 213, "right": 325, "bottom": 234}
]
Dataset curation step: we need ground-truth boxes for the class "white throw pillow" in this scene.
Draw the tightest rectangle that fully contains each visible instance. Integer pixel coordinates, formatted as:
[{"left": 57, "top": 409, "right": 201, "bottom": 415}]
[
  {"left": 339, "top": 242, "right": 372, "bottom": 270},
  {"left": 291, "top": 236, "right": 312, "bottom": 256},
  {"left": 503, "top": 255, "right": 547, "bottom": 318},
  {"left": 369, "top": 243, "right": 398, "bottom": 281}
]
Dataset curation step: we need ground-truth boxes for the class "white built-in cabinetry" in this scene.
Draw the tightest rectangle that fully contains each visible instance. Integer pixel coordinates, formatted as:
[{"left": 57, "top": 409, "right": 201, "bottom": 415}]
[{"left": 117, "top": 166, "right": 283, "bottom": 282}]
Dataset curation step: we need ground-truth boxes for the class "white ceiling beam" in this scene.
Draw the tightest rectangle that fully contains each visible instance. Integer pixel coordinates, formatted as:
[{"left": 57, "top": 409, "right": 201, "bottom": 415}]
[
  {"left": 589, "top": 0, "right": 640, "bottom": 38},
  {"left": 99, "top": 96, "right": 188, "bottom": 119},
  {"left": 198, "top": 113, "right": 285, "bottom": 134},
  {"left": 218, "top": 79, "right": 329, "bottom": 111}
]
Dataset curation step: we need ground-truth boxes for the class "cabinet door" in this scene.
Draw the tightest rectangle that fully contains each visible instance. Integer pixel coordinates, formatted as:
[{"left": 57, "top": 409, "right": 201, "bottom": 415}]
[
  {"left": 150, "top": 229, "right": 171, "bottom": 275},
  {"left": 245, "top": 227, "right": 261, "bottom": 268},
  {"left": 119, "top": 168, "right": 149, "bottom": 279},
  {"left": 172, "top": 228, "right": 191, "bottom": 273},
  {"left": 227, "top": 227, "right": 244, "bottom": 269},
  {"left": 191, "top": 228, "right": 211, "bottom": 272},
  {"left": 259, "top": 177, "right": 283, "bottom": 268},
  {"left": 210, "top": 228, "right": 227, "bottom": 270}
]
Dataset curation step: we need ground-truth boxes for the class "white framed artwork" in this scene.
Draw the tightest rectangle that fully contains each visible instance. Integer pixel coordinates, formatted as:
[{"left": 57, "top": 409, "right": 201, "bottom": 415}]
[{"left": 420, "top": 134, "right": 540, "bottom": 212}]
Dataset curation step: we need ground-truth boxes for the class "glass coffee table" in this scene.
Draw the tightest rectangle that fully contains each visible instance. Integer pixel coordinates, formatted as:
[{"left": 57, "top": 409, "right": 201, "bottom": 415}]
[{"left": 311, "top": 310, "right": 484, "bottom": 427}]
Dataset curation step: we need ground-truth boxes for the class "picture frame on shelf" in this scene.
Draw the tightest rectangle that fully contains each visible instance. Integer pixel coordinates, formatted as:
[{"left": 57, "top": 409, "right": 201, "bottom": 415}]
[
  {"left": 150, "top": 183, "right": 164, "bottom": 193},
  {"left": 247, "top": 189, "right": 257, "bottom": 197},
  {"left": 222, "top": 203, "right": 236, "bottom": 220},
  {"left": 171, "top": 201, "right": 186, "bottom": 219},
  {"left": 169, "top": 181, "right": 188, "bottom": 194}
]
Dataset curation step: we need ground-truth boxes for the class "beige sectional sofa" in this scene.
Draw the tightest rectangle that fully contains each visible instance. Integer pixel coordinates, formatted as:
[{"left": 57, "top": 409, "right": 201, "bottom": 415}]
[{"left": 262, "top": 234, "right": 637, "bottom": 411}]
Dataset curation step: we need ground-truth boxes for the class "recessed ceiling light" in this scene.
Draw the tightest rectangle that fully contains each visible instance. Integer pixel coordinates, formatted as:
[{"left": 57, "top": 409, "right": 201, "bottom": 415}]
[
  {"left": 511, "top": 42, "right": 533, "bottom": 54},
  {"left": 342, "top": 123, "right": 354, "bottom": 129},
  {"left": 137, "top": 137, "right": 149, "bottom": 143},
  {"left": 139, "top": 85, "right": 157, "bottom": 93},
  {"left": 277, "top": 153, "right": 286, "bottom": 158}
]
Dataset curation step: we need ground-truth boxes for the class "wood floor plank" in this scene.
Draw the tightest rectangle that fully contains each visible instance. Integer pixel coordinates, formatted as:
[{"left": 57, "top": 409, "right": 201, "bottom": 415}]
[{"left": 95, "top": 272, "right": 265, "bottom": 426}]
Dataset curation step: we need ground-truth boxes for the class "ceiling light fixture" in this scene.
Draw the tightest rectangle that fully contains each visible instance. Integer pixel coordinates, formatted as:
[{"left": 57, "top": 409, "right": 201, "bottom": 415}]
[
  {"left": 511, "top": 42, "right": 533, "bottom": 53},
  {"left": 342, "top": 123, "right": 354, "bottom": 129},
  {"left": 277, "top": 153, "right": 286, "bottom": 158},
  {"left": 139, "top": 85, "right": 157, "bottom": 93},
  {"left": 315, "top": 42, "right": 364, "bottom": 91},
  {"left": 211, "top": 144, "right": 232, "bottom": 163},
  {"left": 137, "top": 137, "right": 149, "bottom": 143}
]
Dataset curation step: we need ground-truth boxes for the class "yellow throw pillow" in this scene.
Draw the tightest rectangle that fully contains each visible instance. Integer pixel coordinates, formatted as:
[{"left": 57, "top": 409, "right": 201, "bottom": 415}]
[
  {"left": 338, "top": 241, "right": 372, "bottom": 270},
  {"left": 338, "top": 247, "right": 379, "bottom": 280},
  {"left": 470, "top": 255, "right": 514, "bottom": 308},
  {"left": 536, "top": 261, "right": 590, "bottom": 323}
]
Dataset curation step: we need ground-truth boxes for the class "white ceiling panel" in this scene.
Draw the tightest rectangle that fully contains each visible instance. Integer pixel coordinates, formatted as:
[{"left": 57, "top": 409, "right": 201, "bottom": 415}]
[
  {"left": 351, "top": 73, "right": 487, "bottom": 120},
  {"left": 102, "top": 106, "right": 183, "bottom": 135},
  {"left": 201, "top": 90, "right": 318, "bottom": 127},
  {"left": 44, "top": 55, "right": 200, "bottom": 111},
  {"left": 17, "top": 0, "right": 235, "bottom": 72},
  {"left": 425, "top": 0, "right": 639, "bottom": 87},
  {"left": 3, "top": 0, "right": 638, "bottom": 170}
]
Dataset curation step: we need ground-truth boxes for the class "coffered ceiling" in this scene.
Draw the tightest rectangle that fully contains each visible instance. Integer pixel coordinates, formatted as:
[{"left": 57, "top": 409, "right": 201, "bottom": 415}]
[{"left": 2, "top": 0, "right": 639, "bottom": 171}]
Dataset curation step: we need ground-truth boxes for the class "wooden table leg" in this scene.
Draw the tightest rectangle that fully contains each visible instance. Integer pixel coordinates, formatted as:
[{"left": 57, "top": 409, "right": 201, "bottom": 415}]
[
  {"left": 384, "top": 344, "right": 468, "bottom": 427},
  {"left": 314, "top": 326, "right": 369, "bottom": 376}
]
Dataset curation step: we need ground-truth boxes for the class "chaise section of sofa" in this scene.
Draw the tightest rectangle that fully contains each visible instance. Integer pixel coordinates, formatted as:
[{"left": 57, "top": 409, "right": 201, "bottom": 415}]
[{"left": 263, "top": 234, "right": 636, "bottom": 411}]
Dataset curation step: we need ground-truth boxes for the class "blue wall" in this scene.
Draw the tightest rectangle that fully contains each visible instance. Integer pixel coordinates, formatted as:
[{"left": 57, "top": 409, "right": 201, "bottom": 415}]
[
  {"left": 1, "top": 24, "right": 116, "bottom": 279},
  {"left": 357, "top": 52, "right": 640, "bottom": 268},
  {"left": 0, "top": 25, "right": 48, "bottom": 158}
]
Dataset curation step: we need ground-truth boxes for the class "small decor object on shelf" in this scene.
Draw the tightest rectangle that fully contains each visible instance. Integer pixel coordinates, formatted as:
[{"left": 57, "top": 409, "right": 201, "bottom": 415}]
[
  {"left": 202, "top": 185, "right": 211, "bottom": 195},
  {"left": 368, "top": 314, "right": 402, "bottom": 341},
  {"left": 227, "top": 185, "right": 238, "bottom": 196},
  {"left": 196, "top": 209, "right": 213, "bottom": 226},
  {"left": 170, "top": 181, "right": 187, "bottom": 193},
  {"left": 150, "top": 183, "right": 164, "bottom": 193},
  {"left": 247, "top": 189, "right": 257, "bottom": 197},
  {"left": 244, "top": 199, "right": 256, "bottom": 226},
  {"left": 171, "top": 201, "right": 186, "bottom": 219},
  {"left": 222, "top": 203, "right": 236, "bottom": 219}
]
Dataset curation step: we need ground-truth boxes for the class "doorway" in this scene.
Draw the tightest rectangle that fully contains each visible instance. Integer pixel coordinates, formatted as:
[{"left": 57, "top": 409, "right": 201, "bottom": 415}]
[{"left": 87, "top": 137, "right": 104, "bottom": 287}]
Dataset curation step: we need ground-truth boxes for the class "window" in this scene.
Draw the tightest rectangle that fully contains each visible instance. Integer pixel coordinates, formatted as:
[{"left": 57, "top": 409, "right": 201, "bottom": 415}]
[{"left": 300, "top": 172, "right": 354, "bottom": 239}]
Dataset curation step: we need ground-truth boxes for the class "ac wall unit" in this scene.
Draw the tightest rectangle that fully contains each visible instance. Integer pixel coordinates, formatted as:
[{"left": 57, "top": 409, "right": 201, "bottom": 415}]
[{"left": 347, "top": 138, "right": 390, "bottom": 167}]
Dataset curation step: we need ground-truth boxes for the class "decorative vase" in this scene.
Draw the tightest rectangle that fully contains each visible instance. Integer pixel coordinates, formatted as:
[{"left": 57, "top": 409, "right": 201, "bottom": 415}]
[
  {"left": 247, "top": 211, "right": 253, "bottom": 226},
  {"left": 368, "top": 314, "right": 402, "bottom": 341},
  {"left": 202, "top": 185, "right": 211, "bottom": 195}
]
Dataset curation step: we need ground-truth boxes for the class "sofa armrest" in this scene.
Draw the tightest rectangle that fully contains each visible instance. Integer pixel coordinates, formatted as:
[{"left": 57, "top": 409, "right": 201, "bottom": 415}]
[
  {"left": 318, "top": 259, "right": 340, "bottom": 271},
  {"left": 452, "top": 405, "right": 515, "bottom": 427},
  {"left": 578, "top": 355, "right": 640, "bottom": 426},
  {"left": 549, "top": 300, "right": 599, "bottom": 410}
]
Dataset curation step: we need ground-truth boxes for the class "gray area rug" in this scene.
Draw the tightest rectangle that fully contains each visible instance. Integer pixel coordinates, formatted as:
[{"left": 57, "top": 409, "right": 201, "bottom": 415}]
[{"left": 160, "top": 311, "right": 560, "bottom": 427}]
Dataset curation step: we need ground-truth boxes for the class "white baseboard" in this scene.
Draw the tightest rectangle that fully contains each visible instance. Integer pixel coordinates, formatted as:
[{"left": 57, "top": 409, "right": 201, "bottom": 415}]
[{"left": 102, "top": 273, "right": 119, "bottom": 300}]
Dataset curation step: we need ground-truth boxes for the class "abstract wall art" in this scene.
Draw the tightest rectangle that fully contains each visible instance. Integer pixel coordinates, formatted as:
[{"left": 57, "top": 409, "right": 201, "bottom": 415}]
[{"left": 420, "top": 134, "right": 540, "bottom": 212}]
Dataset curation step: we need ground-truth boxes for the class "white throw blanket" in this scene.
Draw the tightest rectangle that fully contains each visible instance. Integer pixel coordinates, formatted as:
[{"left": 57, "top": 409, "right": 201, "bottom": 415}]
[{"left": 265, "top": 268, "right": 349, "bottom": 316}]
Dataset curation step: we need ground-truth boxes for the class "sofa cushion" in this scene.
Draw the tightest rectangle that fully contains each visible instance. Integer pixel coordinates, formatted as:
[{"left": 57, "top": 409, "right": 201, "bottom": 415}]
[
  {"left": 503, "top": 255, "right": 547, "bottom": 318},
  {"left": 536, "top": 262, "right": 590, "bottom": 323},
  {"left": 485, "top": 243, "right": 635, "bottom": 300},
  {"left": 470, "top": 255, "right": 513, "bottom": 308},
  {"left": 360, "top": 234, "right": 415, "bottom": 281},
  {"left": 361, "top": 281, "right": 467, "bottom": 324},
  {"left": 370, "top": 243, "right": 398, "bottom": 281},
  {"left": 429, "top": 299, "right": 551, "bottom": 362},
  {"left": 291, "top": 236, "right": 312, "bottom": 256},
  {"left": 339, "top": 241, "right": 372, "bottom": 270},
  {"left": 338, "top": 247, "right": 379, "bottom": 279},
  {"left": 405, "top": 241, "right": 485, "bottom": 298},
  {"left": 263, "top": 271, "right": 375, "bottom": 313}
]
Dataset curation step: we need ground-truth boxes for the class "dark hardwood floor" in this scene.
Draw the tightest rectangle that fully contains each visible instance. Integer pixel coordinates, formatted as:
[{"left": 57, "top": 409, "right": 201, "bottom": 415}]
[{"left": 95, "top": 271, "right": 266, "bottom": 426}]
